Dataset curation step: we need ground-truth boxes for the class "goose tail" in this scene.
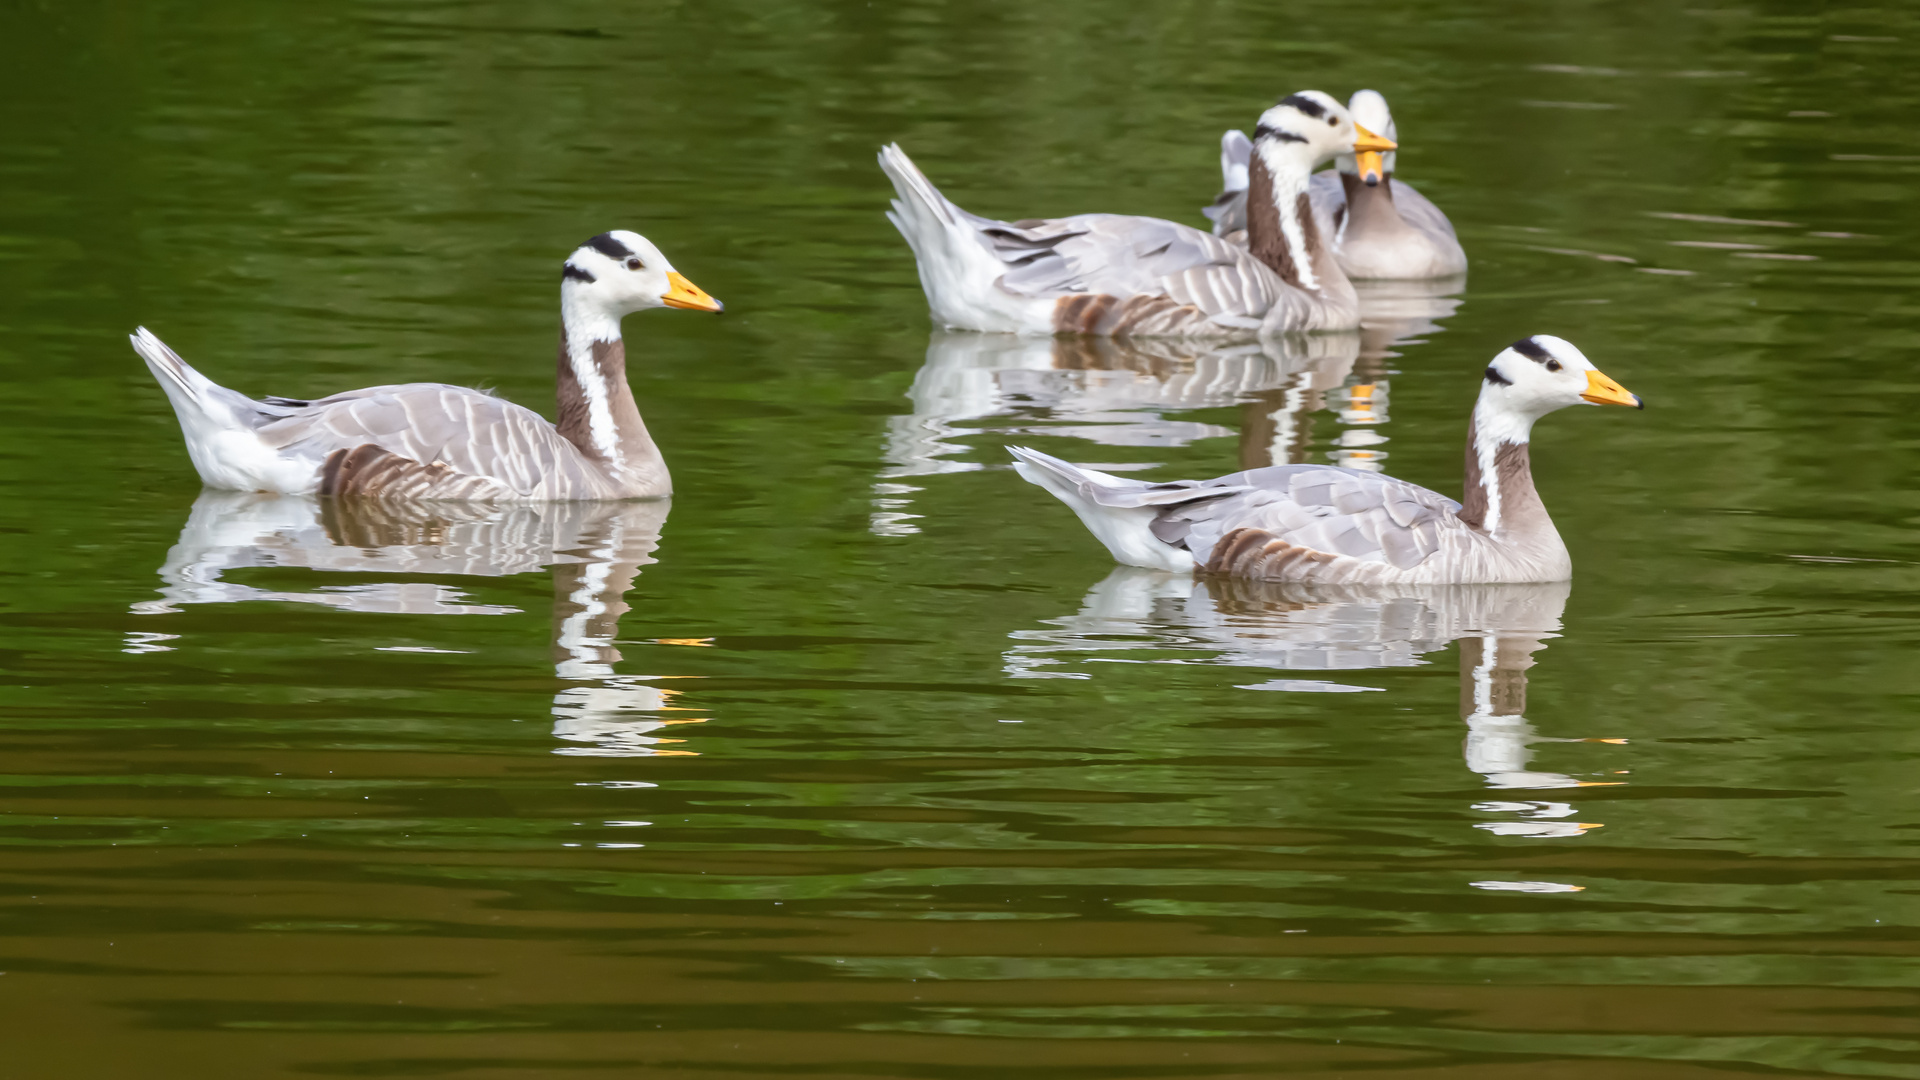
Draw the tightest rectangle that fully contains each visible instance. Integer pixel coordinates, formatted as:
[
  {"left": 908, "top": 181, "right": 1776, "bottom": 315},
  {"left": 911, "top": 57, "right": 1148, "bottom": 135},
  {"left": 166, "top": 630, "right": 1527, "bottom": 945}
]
[
  {"left": 132, "top": 327, "right": 283, "bottom": 489},
  {"left": 1007, "top": 446, "right": 1195, "bottom": 572},
  {"left": 878, "top": 143, "right": 1030, "bottom": 331},
  {"left": 878, "top": 142, "right": 963, "bottom": 238},
  {"left": 131, "top": 326, "right": 223, "bottom": 409},
  {"left": 1218, "top": 129, "right": 1252, "bottom": 193}
]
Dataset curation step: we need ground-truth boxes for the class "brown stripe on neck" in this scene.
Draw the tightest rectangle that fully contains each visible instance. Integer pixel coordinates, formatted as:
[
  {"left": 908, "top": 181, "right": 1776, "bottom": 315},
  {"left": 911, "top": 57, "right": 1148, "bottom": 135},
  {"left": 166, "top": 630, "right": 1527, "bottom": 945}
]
[
  {"left": 1245, "top": 154, "right": 1318, "bottom": 287},
  {"left": 1457, "top": 420, "right": 1534, "bottom": 532},
  {"left": 554, "top": 329, "right": 629, "bottom": 466}
]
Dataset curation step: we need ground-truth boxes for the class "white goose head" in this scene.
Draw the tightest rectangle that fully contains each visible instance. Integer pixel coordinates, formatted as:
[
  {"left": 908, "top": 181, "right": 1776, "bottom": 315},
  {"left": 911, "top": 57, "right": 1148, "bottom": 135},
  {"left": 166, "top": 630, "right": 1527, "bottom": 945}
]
[
  {"left": 1251, "top": 91, "right": 1397, "bottom": 176},
  {"left": 1478, "top": 335, "right": 1642, "bottom": 440},
  {"left": 1339, "top": 90, "right": 1398, "bottom": 186},
  {"left": 561, "top": 230, "right": 722, "bottom": 341}
]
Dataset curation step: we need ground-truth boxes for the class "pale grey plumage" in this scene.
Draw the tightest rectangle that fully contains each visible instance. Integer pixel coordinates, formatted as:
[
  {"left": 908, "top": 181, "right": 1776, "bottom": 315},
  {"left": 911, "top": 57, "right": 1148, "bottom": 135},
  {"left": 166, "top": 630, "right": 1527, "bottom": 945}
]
[
  {"left": 1011, "top": 447, "right": 1513, "bottom": 583},
  {"left": 253, "top": 383, "right": 637, "bottom": 500},
  {"left": 133, "top": 229, "right": 719, "bottom": 502},
  {"left": 1011, "top": 335, "right": 1643, "bottom": 585},
  {"left": 878, "top": 92, "right": 1381, "bottom": 337}
]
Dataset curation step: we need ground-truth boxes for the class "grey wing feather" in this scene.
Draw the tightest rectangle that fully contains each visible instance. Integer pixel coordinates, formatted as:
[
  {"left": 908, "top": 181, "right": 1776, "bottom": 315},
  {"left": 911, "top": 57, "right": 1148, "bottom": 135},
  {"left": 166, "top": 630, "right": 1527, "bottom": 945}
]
[
  {"left": 1151, "top": 464, "right": 1464, "bottom": 571},
  {"left": 1203, "top": 130, "right": 1252, "bottom": 238},
  {"left": 992, "top": 214, "right": 1282, "bottom": 326},
  {"left": 1388, "top": 179, "right": 1462, "bottom": 243},
  {"left": 257, "top": 384, "right": 594, "bottom": 499}
]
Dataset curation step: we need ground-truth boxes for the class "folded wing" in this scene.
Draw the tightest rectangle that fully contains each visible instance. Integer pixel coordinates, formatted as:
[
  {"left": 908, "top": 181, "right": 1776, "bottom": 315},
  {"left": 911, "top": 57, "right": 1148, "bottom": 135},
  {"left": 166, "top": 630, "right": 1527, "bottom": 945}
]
[
  {"left": 1149, "top": 464, "right": 1466, "bottom": 576},
  {"left": 256, "top": 384, "right": 597, "bottom": 499}
]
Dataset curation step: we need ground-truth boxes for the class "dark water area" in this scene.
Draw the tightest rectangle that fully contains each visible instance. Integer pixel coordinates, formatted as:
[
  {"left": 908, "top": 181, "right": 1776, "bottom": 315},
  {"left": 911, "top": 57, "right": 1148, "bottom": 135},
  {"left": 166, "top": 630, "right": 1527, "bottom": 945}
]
[{"left": 2, "top": 1, "right": 1918, "bottom": 1076}]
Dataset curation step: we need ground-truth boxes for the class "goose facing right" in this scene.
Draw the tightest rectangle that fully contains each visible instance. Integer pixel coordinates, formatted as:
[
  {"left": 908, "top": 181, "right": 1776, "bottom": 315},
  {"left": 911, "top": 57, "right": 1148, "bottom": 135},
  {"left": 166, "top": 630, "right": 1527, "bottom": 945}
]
[
  {"left": 1208, "top": 90, "right": 1467, "bottom": 280},
  {"left": 1010, "top": 335, "right": 1642, "bottom": 585},
  {"left": 879, "top": 91, "right": 1396, "bottom": 337},
  {"left": 134, "top": 230, "right": 722, "bottom": 502}
]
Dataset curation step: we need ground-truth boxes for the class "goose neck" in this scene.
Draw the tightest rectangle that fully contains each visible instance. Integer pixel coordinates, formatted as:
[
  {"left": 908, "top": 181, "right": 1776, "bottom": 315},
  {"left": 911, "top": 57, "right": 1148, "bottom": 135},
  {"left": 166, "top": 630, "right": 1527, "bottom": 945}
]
[
  {"left": 1337, "top": 172, "right": 1409, "bottom": 237},
  {"left": 1246, "top": 143, "right": 1322, "bottom": 292},
  {"left": 1457, "top": 398, "right": 1550, "bottom": 540},
  {"left": 555, "top": 293, "right": 662, "bottom": 490}
]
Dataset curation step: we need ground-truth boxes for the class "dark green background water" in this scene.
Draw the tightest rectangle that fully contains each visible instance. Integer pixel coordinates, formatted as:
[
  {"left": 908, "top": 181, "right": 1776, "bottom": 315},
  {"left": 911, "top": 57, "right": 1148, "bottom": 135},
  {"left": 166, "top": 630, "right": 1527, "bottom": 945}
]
[{"left": 2, "top": 1, "right": 1917, "bottom": 1077}]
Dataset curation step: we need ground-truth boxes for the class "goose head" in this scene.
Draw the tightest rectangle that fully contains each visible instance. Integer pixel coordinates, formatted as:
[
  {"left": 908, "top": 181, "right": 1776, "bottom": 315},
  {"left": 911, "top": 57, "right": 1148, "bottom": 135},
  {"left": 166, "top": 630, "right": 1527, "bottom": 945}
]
[
  {"left": 1339, "top": 90, "right": 1399, "bottom": 187},
  {"left": 1251, "top": 90, "right": 1397, "bottom": 176},
  {"left": 1478, "top": 335, "right": 1642, "bottom": 440},
  {"left": 561, "top": 230, "right": 723, "bottom": 323}
]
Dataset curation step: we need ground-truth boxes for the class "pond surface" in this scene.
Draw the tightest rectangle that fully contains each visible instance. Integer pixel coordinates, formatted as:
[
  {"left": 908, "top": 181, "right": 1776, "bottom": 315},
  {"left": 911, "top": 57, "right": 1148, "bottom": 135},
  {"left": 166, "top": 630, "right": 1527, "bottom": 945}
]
[{"left": 2, "top": 2, "right": 1918, "bottom": 1077}]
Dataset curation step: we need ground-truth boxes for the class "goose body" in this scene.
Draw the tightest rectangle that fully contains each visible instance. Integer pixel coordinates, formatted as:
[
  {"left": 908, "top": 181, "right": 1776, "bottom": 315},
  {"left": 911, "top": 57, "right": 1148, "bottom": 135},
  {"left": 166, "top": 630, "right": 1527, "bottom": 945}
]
[
  {"left": 1012, "top": 335, "right": 1641, "bottom": 585},
  {"left": 1207, "top": 90, "right": 1467, "bottom": 280},
  {"left": 880, "top": 91, "right": 1396, "bottom": 337},
  {"left": 135, "top": 230, "right": 722, "bottom": 502}
]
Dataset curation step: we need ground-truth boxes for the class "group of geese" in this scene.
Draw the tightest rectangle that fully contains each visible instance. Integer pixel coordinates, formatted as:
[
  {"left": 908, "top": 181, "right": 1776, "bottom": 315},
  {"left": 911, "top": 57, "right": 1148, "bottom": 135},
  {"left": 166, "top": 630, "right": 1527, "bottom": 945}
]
[{"left": 136, "top": 88, "right": 1641, "bottom": 588}]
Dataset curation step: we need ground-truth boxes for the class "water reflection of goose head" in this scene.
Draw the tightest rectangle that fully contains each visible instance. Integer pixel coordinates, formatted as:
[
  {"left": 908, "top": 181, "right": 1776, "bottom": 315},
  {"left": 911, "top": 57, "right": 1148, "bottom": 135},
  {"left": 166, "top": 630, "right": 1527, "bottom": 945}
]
[
  {"left": 1008, "top": 569, "right": 1610, "bottom": 804},
  {"left": 130, "top": 492, "right": 699, "bottom": 757}
]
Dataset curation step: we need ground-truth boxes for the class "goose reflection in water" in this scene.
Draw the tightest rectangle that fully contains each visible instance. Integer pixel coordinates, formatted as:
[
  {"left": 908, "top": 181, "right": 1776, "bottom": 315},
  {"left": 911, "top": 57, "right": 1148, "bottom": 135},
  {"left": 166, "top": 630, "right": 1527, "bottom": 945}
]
[
  {"left": 1007, "top": 568, "right": 1622, "bottom": 837},
  {"left": 872, "top": 279, "right": 1460, "bottom": 535},
  {"left": 129, "top": 492, "right": 701, "bottom": 757}
]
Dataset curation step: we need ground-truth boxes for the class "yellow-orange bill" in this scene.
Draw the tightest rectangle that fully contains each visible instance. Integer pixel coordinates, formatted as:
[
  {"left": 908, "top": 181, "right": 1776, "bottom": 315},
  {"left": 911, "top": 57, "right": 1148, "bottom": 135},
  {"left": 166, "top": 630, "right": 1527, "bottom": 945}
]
[
  {"left": 1581, "top": 369, "right": 1643, "bottom": 409},
  {"left": 1353, "top": 123, "right": 1397, "bottom": 154},
  {"left": 1356, "top": 150, "right": 1385, "bottom": 184},
  {"left": 662, "top": 271, "right": 724, "bottom": 312}
]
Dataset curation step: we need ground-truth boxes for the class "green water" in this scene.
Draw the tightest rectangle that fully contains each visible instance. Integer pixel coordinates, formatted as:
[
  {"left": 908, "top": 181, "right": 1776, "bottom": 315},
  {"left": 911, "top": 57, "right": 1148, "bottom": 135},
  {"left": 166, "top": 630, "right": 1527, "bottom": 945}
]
[{"left": 2, "top": 2, "right": 1918, "bottom": 1076}]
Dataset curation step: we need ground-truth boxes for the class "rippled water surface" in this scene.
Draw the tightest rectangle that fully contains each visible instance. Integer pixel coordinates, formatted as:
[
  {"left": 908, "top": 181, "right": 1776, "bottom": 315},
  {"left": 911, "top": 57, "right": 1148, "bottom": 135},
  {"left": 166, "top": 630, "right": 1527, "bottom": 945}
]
[{"left": 3, "top": 2, "right": 1918, "bottom": 1076}]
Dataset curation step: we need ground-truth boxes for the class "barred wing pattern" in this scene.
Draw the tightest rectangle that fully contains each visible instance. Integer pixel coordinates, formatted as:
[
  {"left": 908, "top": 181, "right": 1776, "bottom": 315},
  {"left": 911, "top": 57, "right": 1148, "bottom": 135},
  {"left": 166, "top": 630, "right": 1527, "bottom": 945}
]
[
  {"left": 256, "top": 383, "right": 620, "bottom": 501},
  {"left": 1144, "top": 464, "right": 1477, "bottom": 583},
  {"left": 980, "top": 213, "right": 1293, "bottom": 333}
]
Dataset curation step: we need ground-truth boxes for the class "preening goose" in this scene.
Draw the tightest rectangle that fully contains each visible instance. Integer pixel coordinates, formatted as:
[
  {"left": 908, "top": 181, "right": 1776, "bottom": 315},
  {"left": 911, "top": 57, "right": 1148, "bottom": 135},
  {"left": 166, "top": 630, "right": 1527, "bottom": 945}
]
[
  {"left": 1011, "top": 335, "right": 1642, "bottom": 584},
  {"left": 1207, "top": 90, "right": 1467, "bottom": 280},
  {"left": 879, "top": 91, "right": 1396, "bottom": 337},
  {"left": 134, "top": 230, "right": 722, "bottom": 501}
]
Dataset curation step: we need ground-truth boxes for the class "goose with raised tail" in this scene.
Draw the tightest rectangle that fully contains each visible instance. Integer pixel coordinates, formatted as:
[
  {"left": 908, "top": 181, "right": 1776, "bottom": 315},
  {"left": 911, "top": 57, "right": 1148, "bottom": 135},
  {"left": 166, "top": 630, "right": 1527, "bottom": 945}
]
[
  {"left": 879, "top": 91, "right": 1396, "bottom": 337},
  {"left": 1207, "top": 90, "right": 1467, "bottom": 280},
  {"left": 1010, "top": 335, "right": 1641, "bottom": 584},
  {"left": 134, "top": 230, "right": 722, "bottom": 501}
]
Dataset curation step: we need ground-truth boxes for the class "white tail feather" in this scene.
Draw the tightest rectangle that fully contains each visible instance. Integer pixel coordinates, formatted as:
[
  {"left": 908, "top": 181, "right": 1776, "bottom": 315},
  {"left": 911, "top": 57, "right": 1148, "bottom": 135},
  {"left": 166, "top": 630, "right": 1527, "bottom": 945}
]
[
  {"left": 877, "top": 143, "right": 1047, "bottom": 333},
  {"left": 132, "top": 327, "right": 306, "bottom": 492},
  {"left": 1007, "top": 446, "right": 1194, "bottom": 572},
  {"left": 131, "top": 326, "right": 216, "bottom": 406}
]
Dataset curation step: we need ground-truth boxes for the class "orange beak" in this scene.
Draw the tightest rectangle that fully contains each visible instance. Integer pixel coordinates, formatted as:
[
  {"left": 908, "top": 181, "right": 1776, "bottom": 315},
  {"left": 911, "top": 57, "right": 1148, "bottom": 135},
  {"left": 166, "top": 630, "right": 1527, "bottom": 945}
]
[
  {"left": 1355, "top": 150, "right": 1386, "bottom": 186},
  {"left": 662, "top": 271, "right": 723, "bottom": 312},
  {"left": 1353, "top": 123, "right": 1396, "bottom": 154},
  {"left": 1580, "top": 369, "right": 1643, "bottom": 409},
  {"left": 1351, "top": 124, "right": 1394, "bottom": 188}
]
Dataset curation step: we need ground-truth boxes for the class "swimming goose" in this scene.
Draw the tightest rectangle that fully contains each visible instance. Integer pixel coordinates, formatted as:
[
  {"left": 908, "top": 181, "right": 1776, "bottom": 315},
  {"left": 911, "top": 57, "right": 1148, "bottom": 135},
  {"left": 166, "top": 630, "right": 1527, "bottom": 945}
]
[
  {"left": 1010, "top": 335, "right": 1641, "bottom": 584},
  {"left": 133, "top": 230, "right": 722, "bottom": 501},
  {"left": 1206, "top": 90, "right": 1467, "bottom": 280},
  {"left": 879, "top": 91, "right": 1396, "bottom": 337}
]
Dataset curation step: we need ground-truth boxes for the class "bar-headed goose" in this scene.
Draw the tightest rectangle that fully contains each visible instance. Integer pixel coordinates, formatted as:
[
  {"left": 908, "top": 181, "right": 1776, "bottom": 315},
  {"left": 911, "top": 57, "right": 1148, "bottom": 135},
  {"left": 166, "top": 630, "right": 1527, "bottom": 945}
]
[
  {"left": 134, "top": 231, "right": 721, "bottom": 501},
  {"left": 1010, "top": 335, "right": 1641, "bottom": 584},
  {"left": 1207, "top": 90, "right": 1467, "bottom": 280},
  {"left": 879, "top": 91, "right": 1395, "bottom": 337}
]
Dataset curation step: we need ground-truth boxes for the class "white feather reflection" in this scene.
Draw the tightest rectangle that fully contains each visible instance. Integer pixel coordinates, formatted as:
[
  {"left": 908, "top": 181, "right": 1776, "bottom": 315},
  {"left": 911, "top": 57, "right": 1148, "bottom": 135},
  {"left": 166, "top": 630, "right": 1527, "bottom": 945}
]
[
  {"left": 1007, "top": 569, "right": 1620, "bottom": 832},
  {"left": 129, "top": 492, "right": 699, "bottom": 757},
  {"left": 874, "top": 281, "right": 1462, "bottom": 534}
]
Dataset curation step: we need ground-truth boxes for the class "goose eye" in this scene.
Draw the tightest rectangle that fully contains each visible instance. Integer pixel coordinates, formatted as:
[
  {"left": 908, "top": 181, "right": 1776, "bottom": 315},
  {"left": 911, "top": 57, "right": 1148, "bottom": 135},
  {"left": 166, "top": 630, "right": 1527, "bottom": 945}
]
[
  {"left": 625, "top": 257, "right": 644, "bottom": 271},
  {"left": 1546, "top": 359, "right": 1562, "bottom": 372},
  {"left": 1327, "top": 116, "right": 1338, "bottom": 127}
]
